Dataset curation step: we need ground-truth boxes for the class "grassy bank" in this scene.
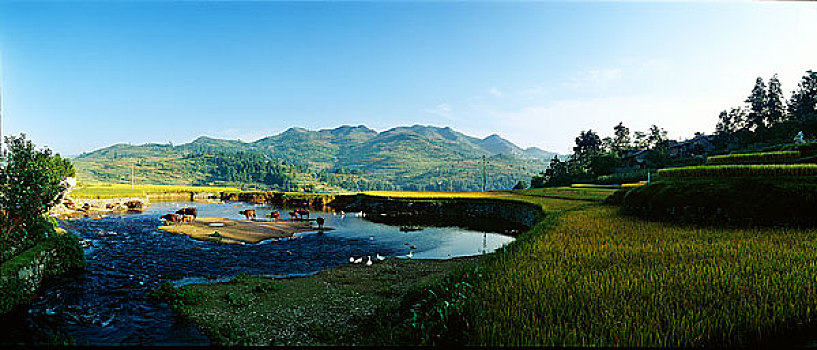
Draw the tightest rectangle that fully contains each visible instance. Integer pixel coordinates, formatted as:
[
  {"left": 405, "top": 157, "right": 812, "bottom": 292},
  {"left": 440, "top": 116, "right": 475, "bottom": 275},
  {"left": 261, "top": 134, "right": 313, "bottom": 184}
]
[
  {"left": 71, "top": 183, "right": 240, "bottom": 199},
  {"left": 156, "top": 257, "right": 480, "bottom": 345}
]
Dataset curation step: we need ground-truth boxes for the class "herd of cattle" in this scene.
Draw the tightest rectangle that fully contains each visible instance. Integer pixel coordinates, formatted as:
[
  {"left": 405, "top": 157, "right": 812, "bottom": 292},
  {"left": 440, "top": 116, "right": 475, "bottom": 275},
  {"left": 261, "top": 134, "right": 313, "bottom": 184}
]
[{"left": 160, "top": 207, "right": 318, "bottom": 224}]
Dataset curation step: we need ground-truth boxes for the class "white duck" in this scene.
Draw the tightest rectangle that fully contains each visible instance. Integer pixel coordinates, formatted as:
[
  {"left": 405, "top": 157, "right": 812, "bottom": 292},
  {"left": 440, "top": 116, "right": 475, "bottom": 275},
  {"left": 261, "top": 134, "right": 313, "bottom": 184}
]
[
  {"left": 407, "top": 251, "right": 413, "bottom": 259},
  {"left": 349, "top": 256, "right": 356, "bottom": 263},
  {"left": 353, "top": 257, "right": 363, "bottom": 264},
  {"left": 366, "top": 256, "right": 373, "bottom": 266},
  {"left": 376, "top": 253, "right": 386, "bottom": 261}
]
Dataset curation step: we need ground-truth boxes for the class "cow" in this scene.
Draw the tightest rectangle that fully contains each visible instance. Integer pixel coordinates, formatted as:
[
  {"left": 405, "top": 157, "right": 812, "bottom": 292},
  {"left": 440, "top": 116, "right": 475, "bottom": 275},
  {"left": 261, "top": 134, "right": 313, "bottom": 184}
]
[
  {"left": 288, "top": 211, "right": 298, "bottom": 219},
  {"left": 81, "top": 203, "right": 91, "bottom": 212},
  {"left": 296, "top": 209, "right": 310, "bottom": 219},
  {"left": 176, "top": 207, "right": 198, "bottom": 219},
  {"left": 181, "top": 214, "right": 195, "bottom": 223},
  {"left": 160, "top": 214, "right": 182, "bottom": 223},
  {"left": 269, "top": 211, "right": 280, "bottom": 222},
  {"left": 316, "top": 217, "right": 325, "bottom": 230},
  {"left": 125, "top": 201, "right": 143, "bottom": 210},
  {"left": 239, "top": 209, "right": 256, "bottom": 220}
]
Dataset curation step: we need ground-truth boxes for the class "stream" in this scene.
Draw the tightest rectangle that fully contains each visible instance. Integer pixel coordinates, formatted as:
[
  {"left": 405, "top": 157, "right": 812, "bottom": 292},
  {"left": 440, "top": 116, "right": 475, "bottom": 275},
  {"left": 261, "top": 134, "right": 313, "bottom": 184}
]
[{"left": 3, "top": 201, "right": 515, "bottom": 345}]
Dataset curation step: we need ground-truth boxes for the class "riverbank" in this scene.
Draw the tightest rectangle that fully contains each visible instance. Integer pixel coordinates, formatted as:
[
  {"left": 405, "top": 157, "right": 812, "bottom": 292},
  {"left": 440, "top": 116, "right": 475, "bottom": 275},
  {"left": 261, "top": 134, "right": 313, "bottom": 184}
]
[
  {"left": 167, "top": 187, "right": 817, "bottom": 346},
  {"left": 158, "top": 218, "right": 319, "bottom": 244},
  {"left": 0, "top": 233, "right": 85, "bottom": 315},
  {"left": 158, "top": 256, "right": 481, "bottom": 345}
]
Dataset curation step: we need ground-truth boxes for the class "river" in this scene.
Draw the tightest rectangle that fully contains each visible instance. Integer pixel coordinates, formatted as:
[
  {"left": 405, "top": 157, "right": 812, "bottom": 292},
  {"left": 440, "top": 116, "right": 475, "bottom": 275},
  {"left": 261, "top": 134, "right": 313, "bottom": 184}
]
[{"left": 3, "top": 201, "right": 515, "bottom": 346}]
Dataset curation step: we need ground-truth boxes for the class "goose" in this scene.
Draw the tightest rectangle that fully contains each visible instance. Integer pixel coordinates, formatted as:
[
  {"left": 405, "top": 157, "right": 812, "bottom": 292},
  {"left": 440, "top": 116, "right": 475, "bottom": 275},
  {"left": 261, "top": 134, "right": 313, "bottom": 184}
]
[
  {"left": 410, "top": 244, "right": 416, "bottom": 250},
  {"left": 376, "top": 253, "right": 386, "bottom": 261},
  {"left": 366, "top": 256, "right": 373, "bottom": 266},
  {"left": 354, "top": 257, "right": 363, "bottom": 264},
  {"left": 349, "top": 256, "right": 355, "bottom": 263},
  {"left": 407, "top": 251, "right": 413, "bottom": 259}
]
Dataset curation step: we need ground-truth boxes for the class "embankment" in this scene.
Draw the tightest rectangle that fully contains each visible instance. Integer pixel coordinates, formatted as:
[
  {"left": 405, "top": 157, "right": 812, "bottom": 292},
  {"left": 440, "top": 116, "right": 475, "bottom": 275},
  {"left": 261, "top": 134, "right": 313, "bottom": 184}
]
[
  {"left": 221, "top": 192, "right": 341, "bottom": 209},
  {"left": 0, "top": 233, "right": 85, "bottom": 314},
  {"left": 328, "top": 194, "right": 542, "bottom": 233}
]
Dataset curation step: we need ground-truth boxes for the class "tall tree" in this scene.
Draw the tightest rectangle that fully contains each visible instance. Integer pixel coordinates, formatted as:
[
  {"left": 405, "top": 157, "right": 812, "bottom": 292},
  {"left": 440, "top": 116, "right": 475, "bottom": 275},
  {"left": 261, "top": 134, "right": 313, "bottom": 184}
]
[
  {"left": 647, "top": 125, "right": 668, "bottom": 149},
  {"left": 745, "top": 77, "right": 768, "bottom": 131},
  {"left": 612, "top": 122, "right": 631, "bottom": 154},
  {"left": 766, "top": 74, "right": 787, "bottom": 126},
  {"left": 573, "top": 130, "right": 602, "bottom": 160},
  {"left": 789, "top": 70, "right": 817, "bottom": 130}
]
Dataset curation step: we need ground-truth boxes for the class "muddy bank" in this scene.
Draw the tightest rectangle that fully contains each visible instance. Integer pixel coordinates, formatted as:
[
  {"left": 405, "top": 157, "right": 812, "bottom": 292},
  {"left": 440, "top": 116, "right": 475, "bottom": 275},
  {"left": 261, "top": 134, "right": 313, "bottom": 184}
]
[{"left": 158, "top": 218, "right": 319, "bottom": 244}]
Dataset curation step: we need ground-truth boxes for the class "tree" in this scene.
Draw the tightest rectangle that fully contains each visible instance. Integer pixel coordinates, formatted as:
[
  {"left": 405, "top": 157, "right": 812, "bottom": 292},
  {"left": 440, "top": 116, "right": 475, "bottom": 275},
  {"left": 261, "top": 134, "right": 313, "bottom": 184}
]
[
  {"left": 633, "top": 131, "right": 648, "bottom": 150},
  {"left": 612, "top": 122, "right": 631, "bottom": 154},
  {"left": 745, "top": 77, "right": 768, "bottom": 131},
  {"left": 573, "top": 130, "right": 602, "bottom": 161},
  {"left": 531, "top": 155, "right": 571, "bottom": 188},
  {"left": 512, "top": 181, "right": 527, "bottom": 190},
  {"left": 789, "top": 70, "right": 817, "bottom": 133},
  {"left": 766, "top": 74, "right": 787, "bottom": 126},
  {"left": 0, "top": 134, "right": 67, "bottom": 247},
  {"left": 647, "top": 125, "right": 668, "bottom": 149}
]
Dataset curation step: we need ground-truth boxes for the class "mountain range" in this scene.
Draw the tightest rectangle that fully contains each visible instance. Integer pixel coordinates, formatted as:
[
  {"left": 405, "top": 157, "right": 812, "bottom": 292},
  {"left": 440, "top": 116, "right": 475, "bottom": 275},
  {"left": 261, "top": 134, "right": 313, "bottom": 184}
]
[{"left": 74, "top": 125, "right": 561, "bottom": 192}]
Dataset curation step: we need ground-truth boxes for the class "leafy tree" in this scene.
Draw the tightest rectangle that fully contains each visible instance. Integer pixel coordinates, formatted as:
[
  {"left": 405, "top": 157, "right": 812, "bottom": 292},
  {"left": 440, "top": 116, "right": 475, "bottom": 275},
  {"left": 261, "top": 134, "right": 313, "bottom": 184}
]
[
  {"left": 647, "top": 125, "right": 668, "bottom": 150},
  {"left": 612, "top": 122, "right": 631, "bottom": 154},
  {"left": 0, "top": 134, "right": 67, "bottom": 247},
  {"left": 789, "top": 70, "right": 817, "bottom": 134},
  {"left": 766, "top": 74, "right": 787, "bottom": 126},
  {"left": 512, "top": 181, "right": 527, "bottom": 190},
  {"left": 531, "top": 156, "right": 571, "bottom": 188},
  {"left": 588, "top": 152, "right": 618, "bottom": 177},
  {"left": 745, "top": 77, "right": 768, "bottom": 131},
  {"left": 633, "top": 131, "right": 648, "bottom": 150}
]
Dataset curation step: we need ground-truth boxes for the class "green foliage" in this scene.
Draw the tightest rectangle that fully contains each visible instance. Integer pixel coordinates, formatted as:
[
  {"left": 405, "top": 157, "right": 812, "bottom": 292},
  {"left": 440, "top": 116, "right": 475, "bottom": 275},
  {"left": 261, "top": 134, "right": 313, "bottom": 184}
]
[
  {"left": 150, "top": 282, "right": 204, "bottom": 311},
  {"left": 0, "top": 134, "right": 69, "bottom": 256},
  {"left": 408, "top": 265, "right": 478, "bottom": 345},
  {"left": 707, "top": 151, "right": 801, "bottom": 165},
  {"left": 658, "top": 164, "right": 817, "bottom": 178},
  {"left": 512, "top": 181, "right": 527, "bottom": 190}
]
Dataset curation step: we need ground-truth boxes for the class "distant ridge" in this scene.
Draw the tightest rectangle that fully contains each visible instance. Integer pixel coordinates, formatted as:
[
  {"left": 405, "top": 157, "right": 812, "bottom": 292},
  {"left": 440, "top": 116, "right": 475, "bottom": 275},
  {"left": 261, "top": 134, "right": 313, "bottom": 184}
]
[{"left": 75, "top": 125, "right": 562, "bottom": 192}]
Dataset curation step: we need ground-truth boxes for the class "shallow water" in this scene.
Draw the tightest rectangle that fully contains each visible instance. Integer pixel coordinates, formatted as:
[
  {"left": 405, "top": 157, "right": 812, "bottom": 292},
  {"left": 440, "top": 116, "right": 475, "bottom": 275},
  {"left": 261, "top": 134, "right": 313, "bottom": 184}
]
[{"left": 3, "top": 201, "right": 514, "bottom": 346}]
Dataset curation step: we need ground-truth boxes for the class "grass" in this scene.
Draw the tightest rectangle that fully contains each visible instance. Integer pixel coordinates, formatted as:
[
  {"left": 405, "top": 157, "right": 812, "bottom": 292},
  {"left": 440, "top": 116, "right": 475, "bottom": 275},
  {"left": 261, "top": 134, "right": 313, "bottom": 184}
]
[
  {"left": 465, "top": 204, "right": 817, "bottom": 346},
  {"left": 707, "top": 151, "right": 801, "bottom": 165},
  {"left": 657, "top": 164, "right": 817, "bottom": 178},
  {"left": 71, "top": 183, "right": 240, "bottom": 199}
]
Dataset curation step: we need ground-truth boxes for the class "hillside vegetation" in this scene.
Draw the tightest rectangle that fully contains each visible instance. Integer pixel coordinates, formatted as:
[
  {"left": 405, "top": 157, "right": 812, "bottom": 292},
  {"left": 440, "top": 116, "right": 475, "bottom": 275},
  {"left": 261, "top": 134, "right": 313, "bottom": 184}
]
[{"left": 74, "top": 125, "right": 559, "bottom": 192}]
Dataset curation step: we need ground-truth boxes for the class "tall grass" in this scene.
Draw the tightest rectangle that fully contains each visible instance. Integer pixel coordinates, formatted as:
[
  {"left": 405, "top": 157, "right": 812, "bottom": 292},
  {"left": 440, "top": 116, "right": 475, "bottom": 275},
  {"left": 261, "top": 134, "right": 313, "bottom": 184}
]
[
  {"left": 463, "top": 204, "right": 817, "bottom": 346},
  {"left": 72, "top": 183, "right": 240, "bottom": 199},
  {"left": 707, "top": 151, "right": 801, "bottom": 165},
  {"left": 658, "top": 164, "right": 817, "bottom": 178}
]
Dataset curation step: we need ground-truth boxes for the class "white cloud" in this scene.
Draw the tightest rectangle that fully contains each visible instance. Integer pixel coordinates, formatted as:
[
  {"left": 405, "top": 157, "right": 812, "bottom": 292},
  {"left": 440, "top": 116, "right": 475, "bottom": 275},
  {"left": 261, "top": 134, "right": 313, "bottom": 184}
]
[
  {"left": 488, "top": 87, "right": 504, "bottom": 97},
  {"left": 423, "top": 103, "right": 453, "bottom": 119}
]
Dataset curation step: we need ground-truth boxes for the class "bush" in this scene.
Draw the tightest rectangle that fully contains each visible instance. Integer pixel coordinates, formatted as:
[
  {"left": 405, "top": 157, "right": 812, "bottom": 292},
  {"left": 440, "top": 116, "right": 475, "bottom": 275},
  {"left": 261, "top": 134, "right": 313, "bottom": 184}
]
[
  {"left": 658, "top": 164, "right": 817, "bottom": 178},
  {"left": 150, "top": 282, "right": 204, "bottom": 310},
  {"left": 707, "top": 151, "right": 801, "bottom": 165}
]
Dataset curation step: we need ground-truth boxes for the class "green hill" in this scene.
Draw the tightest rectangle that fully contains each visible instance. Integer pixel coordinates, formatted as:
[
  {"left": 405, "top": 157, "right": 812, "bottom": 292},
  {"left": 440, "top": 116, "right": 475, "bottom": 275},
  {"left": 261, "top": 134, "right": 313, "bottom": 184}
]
[{"left": 74, "top": 125, "right": 560, "bottom": 192}]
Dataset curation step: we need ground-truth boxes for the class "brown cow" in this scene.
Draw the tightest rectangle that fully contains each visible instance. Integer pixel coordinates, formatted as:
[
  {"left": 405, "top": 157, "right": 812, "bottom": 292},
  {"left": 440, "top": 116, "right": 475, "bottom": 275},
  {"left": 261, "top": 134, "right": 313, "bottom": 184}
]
[
  {"left": 160, "top": 214, "right": 182, "bottom": 223},
  {"left": 176, "top": 207, "right": 198, "bottom": 218},
  {"left": 239, "top": 209, "right": 256, "bottom": 220},
  {"left": 125, "top": 201, "right": 143, "bottom": 210},
  {"left": 181, "top": 214, "right": 195, "bottom": 223},
  {"left": 81, "top": 203, "right": 91, "bottom": 212},
  {"left": 270, "top": 211, "right": 280, "bottom": 222},
  {"left": 296, "top": 209, "right": 310, "bottom": 219},
  {"left": 288, "top": 211, "right": 298, "bottom": 219}
]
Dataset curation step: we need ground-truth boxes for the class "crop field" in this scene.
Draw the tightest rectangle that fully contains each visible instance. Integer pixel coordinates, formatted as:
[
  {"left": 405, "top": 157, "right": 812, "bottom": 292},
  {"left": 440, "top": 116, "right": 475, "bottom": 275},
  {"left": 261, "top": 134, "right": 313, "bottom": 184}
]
[
  {"left": 462, "top": 204, "right": 817, "bottom": 346},
  {"left": 658, "top": 164, "right": 817, "bottom": 178},
  {"left": 71, "top": 183, "right": 240, "bottom": 199},
  {"left": 707, "top": 151, "right": 801, "bottom": 165}
]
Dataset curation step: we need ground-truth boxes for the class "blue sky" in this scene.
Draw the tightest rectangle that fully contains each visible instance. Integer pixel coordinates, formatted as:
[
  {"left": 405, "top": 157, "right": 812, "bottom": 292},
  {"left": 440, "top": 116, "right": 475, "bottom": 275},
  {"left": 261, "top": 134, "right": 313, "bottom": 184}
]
[{"left": 1, "top": 1, "right": 816, "bottom": 156}]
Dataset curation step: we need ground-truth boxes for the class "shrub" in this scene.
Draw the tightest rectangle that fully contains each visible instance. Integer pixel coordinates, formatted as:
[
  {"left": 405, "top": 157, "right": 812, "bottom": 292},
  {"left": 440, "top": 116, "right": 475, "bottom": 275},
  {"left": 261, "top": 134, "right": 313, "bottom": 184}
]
[{"left": 150, "top": 282, "right": 204, "bottom": 310}]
